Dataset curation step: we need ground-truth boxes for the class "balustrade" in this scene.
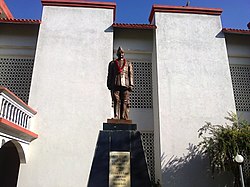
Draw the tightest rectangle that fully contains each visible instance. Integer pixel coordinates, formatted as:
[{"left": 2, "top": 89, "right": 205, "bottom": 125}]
[{"left": 0, "top": 87, "right": 36, "bottom": 130}]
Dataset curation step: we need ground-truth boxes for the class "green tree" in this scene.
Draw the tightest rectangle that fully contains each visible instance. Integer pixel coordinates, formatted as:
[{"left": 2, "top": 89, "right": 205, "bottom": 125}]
[{"left": 198, "top": 112, "right": 250, "bottom": 185}]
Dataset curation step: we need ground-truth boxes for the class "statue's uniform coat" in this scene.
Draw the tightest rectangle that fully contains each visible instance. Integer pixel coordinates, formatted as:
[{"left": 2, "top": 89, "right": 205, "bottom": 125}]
[
  {"left": 107, "top": 59, "right": 134, "bottom": 119},
  {"left": 107, "top": 60, "right": 134, "bottom": 90}
]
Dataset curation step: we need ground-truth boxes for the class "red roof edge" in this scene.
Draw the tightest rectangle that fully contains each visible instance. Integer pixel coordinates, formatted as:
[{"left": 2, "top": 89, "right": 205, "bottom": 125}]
[
  {"left": 0, "top": 118, "right": 38, "bottom": 141},
  {"left": 149, "top": 5, "right": 223, "bottom": 23},
  {"left": 0, "top": 86, "right": 37, "bottom": 115},
  {"left": 0, "top": 0, "right": 14, "bottom": 19},
  {"left": 41, "top": 0, "right": 116, "bottom": 21},
  {"left": 112, "top": 23, "right": 156, "bottom": 30},
  {"left": 41, "top": 0, "right": 116, "bottom": 10},
  {"left": 0, "top": 18, "right": 41, "bottom": 24},
  {"left": 222, "top": 28, "right": 250, "bottom": 35}
]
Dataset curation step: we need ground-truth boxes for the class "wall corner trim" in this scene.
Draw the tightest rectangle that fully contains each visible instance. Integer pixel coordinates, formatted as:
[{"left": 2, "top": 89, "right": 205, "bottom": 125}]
[
  {"left": 149, "top": 5, "right": 223, "bottom": 23},
  {"left": 41, "top": 0, "right": 116, "bottom": 21},
  {"left": 41, "top": 0, "right": 116, "bottom": 10}
]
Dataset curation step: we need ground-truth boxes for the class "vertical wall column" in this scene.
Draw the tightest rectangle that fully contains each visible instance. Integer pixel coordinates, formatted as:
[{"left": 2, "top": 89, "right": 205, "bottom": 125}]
[
  {"left": 150, "top": 5, "right": 236, "bottom": 186},
  {"left": 18, "top": 1, "right": 116, "bottom": 187}
]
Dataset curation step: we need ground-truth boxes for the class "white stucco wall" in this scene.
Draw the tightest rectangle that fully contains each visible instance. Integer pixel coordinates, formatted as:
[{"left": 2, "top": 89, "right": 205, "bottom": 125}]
[
  {"left": 152, "top": 30, "right": 162, "bottom": 182},
  {"left": 153, "top": 12, "right": 236, "bottom": 186},
  {"left": 18, "top": 5, "right": 114, "bottom": 187},
  {"left": 113, "top": 28, "right": 153, "bottom": 60},
  {"left": 226, "top": 34, "right": 250, "bottom": 61}
]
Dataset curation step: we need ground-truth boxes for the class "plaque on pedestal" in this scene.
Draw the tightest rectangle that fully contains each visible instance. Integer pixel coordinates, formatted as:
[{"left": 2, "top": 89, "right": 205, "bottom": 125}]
[
  {"left": 109, "top": 151, "right": 130, "bottom": 187},
  {"left": 87, "top": 123, "right": 151, "bottom": 187}
]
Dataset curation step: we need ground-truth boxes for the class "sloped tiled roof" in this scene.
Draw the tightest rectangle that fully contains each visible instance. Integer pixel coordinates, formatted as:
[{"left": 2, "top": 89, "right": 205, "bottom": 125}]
[
  {"left": 112, "top": 23, "right": 156, "bottom": 30},
  {"left": 0, "top": 0, "right": 13, "bottom": 19},
  {"left": 222, "top": 28, "right": 250, "bottom": 35},
  {"left": 0, "top": 18, "right": 41, "bottom": 24}
]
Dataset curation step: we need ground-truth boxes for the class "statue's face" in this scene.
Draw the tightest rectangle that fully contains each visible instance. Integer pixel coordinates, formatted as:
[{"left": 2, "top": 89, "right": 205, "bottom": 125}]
[{"left": 117, "top": 51, "right": 124, "bottom": 60}]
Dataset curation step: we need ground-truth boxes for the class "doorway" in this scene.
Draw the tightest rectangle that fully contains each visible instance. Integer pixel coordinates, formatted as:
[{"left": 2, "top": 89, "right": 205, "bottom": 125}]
[{"left": 0, "top": 141, "right": 22, "bottom": 187}]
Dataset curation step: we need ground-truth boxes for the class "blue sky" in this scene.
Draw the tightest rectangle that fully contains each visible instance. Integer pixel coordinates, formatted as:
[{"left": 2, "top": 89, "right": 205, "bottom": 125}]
[{"left": 5, "top": 0, "right": 250, "bottom": 29}]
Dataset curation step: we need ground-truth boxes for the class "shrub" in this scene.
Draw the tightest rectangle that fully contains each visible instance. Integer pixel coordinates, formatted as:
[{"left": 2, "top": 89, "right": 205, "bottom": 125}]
[{"left": 198, "top": 112, "right": 250, "bottom": 174}]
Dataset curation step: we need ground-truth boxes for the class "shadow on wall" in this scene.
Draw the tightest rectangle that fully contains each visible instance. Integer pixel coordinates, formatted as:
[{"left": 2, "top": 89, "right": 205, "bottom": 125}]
[{"left": 161, "top": 144, "right": 234, "bottom": 187}]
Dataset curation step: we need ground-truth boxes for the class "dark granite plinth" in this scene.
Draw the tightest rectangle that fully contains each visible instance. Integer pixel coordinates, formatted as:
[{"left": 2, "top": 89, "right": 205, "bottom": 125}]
[
  {"left": 103, "top": 123, "right": 137, "bottom": 130},
  {"left": 87, "top": 127, "right": 151, "bottom": 187}
]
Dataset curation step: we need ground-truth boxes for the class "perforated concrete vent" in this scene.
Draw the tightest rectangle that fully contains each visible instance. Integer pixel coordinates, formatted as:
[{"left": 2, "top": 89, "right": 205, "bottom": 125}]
[
  {"left": 141, "top": 131, "right": 155, "bottom": 182},
  {"left": 0, "top": 58, "right": 34, "bottom": 103},
  {"left": 230, "top": 65, "right": 250, "bottom": 111},
  {"left": 131, "top": 62, "right": 152, "bottom": 109}
]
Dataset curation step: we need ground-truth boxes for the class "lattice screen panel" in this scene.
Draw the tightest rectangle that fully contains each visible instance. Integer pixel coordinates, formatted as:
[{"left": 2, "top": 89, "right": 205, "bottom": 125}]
[
  {"left": 230, "top": 65, "right": 250, "bottom": 111},
  {"left": 141, "top": 132, "right": 155, "bottom": 182},
  {"left": 131, "top": 62, "right": 152, "bottom": 108},
  {"left": 0, "top": 58, "right": 34, "bottom": 103}
]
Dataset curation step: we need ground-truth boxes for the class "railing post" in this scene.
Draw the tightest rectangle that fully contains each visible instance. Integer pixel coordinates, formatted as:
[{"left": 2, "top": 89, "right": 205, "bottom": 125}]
[
  {"left": 0, "top": 87, "right": 36, "bottom": 130},
  {"left": 10, "top": 104, "right": 15, "bottom": 122},
  {"left": 3, "top": 100, "right": 8, "bottom": 118},
  {"left": 13, "top": 107, "right": 18, "bottom": 124},
  {"left": 0, "top": 96, "right": 3, "bottom": 118},
  {"left": 24, "top": 115, "right": 29, "bottom": 128},
  {"left": 21, "top": 112, "right": 25, "bottom": 128}
]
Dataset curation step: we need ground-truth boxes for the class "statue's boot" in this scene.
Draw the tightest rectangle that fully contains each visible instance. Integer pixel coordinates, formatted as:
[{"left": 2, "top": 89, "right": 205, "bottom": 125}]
[
  {"left": 120, "top": 99, "right": 129, "bottom": 120},
  {"left": 113, "top": 100, "right": 120, "bottom": 119}
]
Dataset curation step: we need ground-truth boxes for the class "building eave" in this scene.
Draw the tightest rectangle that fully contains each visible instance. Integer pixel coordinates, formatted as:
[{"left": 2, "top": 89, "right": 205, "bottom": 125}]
[
  {"left": 0, "top": 18, "right": 41, "bottom": 24},
  {"left": 223, "top": 28, "right": 250, "bottom": 35},
  {"left": 112, "top": 23, "right": 156, "bottom": 30}
]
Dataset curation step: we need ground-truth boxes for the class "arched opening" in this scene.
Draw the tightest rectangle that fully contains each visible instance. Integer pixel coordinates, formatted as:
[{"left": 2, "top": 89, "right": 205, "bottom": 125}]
[{"left": 0, "top": 140, "right": 24, "bottom": 187}]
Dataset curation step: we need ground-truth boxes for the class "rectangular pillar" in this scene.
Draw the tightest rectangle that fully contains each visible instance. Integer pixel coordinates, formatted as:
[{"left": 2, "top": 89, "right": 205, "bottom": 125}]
[{"left": 18, "top": 1, "right": 116, "bottom": 186}]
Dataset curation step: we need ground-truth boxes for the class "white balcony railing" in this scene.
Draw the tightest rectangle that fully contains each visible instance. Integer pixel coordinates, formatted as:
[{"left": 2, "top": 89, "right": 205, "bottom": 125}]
[{"left": 0, "top": 86, "right": 36, "bottom": 130}]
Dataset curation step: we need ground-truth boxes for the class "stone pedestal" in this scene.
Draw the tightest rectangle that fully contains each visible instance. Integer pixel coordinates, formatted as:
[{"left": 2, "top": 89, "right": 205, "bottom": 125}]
[
  {"left": 107, "top": 119, "right": 133, "bottom": 124},
  {"left": 87, "top": 121, "right": 151, "bottom": 187}
]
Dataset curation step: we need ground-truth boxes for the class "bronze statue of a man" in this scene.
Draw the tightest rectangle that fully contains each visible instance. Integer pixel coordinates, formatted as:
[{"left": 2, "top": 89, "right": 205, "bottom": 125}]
[{"left": 107, "top": 47, "right": 134, "bottom": 120}]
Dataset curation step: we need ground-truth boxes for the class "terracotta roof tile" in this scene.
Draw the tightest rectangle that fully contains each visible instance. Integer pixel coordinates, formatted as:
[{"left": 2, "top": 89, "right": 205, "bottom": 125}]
[
  {"left": 0, "top": 18, "right": 41, "bottom": 24},
  {"left": 222, "top": 28, "right": 250, "bottom": 35},
  {"left": 0, "top": 0, "right": 14, "bottom": 19},
  {"left": 112, "top": 23, "right": 156, "bottom": 30}
]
